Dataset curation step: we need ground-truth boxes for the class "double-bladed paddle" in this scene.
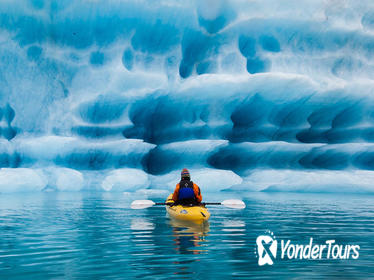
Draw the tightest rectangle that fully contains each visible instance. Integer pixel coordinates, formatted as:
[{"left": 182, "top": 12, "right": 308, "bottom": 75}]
[{"left": 130, "top": 199, "right": 245, "bottom": 209}]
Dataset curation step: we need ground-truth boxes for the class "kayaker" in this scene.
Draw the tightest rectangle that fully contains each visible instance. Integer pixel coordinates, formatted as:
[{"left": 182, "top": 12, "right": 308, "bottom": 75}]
[{"left": 172, "top": 168, "right": 202, "bottom": 205}]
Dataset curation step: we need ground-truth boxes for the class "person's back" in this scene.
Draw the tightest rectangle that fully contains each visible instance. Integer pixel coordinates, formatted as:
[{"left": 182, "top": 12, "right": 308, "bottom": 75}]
[{"left": 172, "top": 169, "right": 202, "bottom": 205}]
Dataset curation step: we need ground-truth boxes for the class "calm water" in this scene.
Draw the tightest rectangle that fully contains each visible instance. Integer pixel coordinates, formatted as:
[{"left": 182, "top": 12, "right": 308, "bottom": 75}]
[{"left": 0, "top": 192, "right": 373, "bottom": 279}]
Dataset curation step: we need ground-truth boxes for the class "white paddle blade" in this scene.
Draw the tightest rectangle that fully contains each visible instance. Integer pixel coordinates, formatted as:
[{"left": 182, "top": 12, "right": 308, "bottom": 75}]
[
  {"left": 131, "top": 200, "right": 155, "bottom": 209},
  {"left": 221, "top": 199, "right": 246, "bottom": 209}
]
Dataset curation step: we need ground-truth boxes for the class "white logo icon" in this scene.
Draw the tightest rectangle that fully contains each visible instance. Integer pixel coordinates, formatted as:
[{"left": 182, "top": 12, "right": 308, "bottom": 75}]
[{"left": 256, "top": 231, "right": 277, "bottom": 266}]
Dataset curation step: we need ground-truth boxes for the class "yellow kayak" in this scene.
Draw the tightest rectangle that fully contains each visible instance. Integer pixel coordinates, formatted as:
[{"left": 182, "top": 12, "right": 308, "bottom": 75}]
[{"left": 165, "top": 194, "right": 210, "bottom": 223}]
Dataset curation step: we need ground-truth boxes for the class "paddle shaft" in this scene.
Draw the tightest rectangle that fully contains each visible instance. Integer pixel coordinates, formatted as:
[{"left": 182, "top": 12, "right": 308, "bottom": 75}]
[
  {"left": 155, "top": 202, "right": 173, "bottom": 206},
  {"left": 203, "top": 202, "right": 222, "bottom": 205}
]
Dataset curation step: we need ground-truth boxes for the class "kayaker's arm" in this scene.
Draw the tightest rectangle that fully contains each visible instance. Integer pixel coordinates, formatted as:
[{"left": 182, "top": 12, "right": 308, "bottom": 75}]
[
  {"left": 193, "top": 183, "right": 202, "bottom": 203},
  {"left": 172, "top": 183, "right": 180, "bottom": 202}
]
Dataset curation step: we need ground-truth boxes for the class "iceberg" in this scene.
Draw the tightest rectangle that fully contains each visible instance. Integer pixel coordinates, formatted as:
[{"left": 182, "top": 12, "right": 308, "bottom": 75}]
[
  {"left": 54, "top": 168, "right": 84, "bottom": 192},
  {"left": 0, "top": 0, "right": 374, "bottom": 193},
  {"left": 102, "top": 168, "right": 150, "bottom": 192},
  {"left": 232, "top": 169, "right": 374, "bottom": 194},
  {"left": 0, "top": 168, "right": 47, "bottom": 193},
  {"left": 149, "top": 168, "right": 242, "bottom": 192}
]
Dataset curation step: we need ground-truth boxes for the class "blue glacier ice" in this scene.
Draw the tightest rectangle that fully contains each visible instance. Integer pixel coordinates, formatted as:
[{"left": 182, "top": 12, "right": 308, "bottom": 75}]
[{"left": 1, "top": 0, "right": 374, "bottom": 194}]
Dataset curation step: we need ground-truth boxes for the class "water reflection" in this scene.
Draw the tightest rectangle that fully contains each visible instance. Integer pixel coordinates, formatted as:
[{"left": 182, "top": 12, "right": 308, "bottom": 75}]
[
  {"left": 168, "top": 219, "right": 209, "bottom": 277},
  {"left": 169, "top": 219, "right": 209, "bottom": 255},
  {"left": 131, "top": 218, "right": 155, "bottom": 231},
  {"left": 130, "top": 217, "right": 156, "bottom": 258},
  {"left": 221, "top": 220, "right": 246, "bottom": 248},
  {"left": 1, "top": 192, "right": 374, "bottom": 279}
]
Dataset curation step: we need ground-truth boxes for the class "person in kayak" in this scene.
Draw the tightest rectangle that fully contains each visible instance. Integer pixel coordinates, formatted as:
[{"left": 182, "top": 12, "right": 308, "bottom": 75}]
[{"left": 172, "top": 168, "right": 202, "bottom": 205}]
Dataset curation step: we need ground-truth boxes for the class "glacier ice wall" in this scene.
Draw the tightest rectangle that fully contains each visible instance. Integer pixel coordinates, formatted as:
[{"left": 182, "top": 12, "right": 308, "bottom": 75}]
[{"left": 1, "top": 0, "right": 374, "bottom": 193}]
